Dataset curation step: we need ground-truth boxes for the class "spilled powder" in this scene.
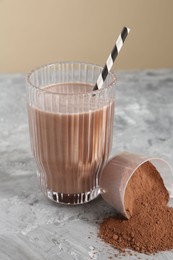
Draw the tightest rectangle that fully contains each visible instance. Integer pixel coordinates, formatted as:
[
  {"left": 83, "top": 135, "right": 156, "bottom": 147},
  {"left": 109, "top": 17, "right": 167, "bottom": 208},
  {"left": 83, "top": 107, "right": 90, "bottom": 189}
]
[{"left": 99, "top": 161, "right": 173, "bottom": 254}]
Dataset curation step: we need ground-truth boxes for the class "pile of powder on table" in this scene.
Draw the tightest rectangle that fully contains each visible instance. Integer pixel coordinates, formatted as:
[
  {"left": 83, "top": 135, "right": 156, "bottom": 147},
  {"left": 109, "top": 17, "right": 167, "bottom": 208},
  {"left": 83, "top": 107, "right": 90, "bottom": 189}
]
[{"left": 99, "top": 161, "right": 173, "bottom": 254}]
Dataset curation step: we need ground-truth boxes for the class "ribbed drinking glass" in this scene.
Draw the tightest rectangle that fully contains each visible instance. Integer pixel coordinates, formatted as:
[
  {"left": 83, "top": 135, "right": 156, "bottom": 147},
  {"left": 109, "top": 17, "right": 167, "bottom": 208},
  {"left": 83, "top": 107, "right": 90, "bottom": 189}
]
[{"left": 27, "top": 62, "right": 116, "bottom": 204}]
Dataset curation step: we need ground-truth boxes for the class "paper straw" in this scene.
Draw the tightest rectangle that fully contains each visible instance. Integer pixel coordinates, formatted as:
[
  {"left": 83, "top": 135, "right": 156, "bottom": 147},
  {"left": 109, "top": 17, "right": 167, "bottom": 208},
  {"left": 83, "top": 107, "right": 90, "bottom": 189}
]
[{"left": 93, "top": 26, "right": 130, "bottom": 91}]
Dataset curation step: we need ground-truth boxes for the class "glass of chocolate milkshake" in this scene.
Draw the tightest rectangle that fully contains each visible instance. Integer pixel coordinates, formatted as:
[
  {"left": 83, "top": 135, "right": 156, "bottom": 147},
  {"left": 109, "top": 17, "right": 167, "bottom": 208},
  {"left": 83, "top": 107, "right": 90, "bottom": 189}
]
[{"left": 27, "top": 62, "right": 115, "bottom": 204}]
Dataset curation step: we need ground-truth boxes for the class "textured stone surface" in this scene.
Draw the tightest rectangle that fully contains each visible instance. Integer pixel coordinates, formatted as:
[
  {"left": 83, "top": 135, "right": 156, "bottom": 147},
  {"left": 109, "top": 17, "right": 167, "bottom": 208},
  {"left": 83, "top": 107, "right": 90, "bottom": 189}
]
[{"left": 0, "top": 69, "right": 173, "bottom": 259}]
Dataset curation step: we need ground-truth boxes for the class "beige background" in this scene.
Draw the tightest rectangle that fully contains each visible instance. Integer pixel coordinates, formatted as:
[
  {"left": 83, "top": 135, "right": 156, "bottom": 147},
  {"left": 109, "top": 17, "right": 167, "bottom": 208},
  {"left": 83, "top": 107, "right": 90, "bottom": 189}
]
[{"left": 0, "top": 0, "right": 173, "bottom": 73}]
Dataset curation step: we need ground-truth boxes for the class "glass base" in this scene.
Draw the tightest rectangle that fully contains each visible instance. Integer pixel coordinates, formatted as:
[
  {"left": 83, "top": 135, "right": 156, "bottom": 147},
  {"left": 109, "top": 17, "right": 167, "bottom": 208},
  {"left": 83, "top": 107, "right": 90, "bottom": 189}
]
[{"left": 44, "top": 187, "right": 100, "bottom": 205}]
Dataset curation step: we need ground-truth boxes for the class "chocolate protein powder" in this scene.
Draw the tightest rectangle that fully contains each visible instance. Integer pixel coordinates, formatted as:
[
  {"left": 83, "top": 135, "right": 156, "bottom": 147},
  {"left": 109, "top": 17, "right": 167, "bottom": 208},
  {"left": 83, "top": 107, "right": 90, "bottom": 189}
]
[{"left": 99, "top": 161, "right": 173, "bottom": 254}]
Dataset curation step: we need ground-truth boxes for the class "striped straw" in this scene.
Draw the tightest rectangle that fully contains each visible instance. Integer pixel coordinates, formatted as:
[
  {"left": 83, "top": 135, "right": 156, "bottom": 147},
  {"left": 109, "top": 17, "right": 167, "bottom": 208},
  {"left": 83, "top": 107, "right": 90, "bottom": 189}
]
[{"left": 93, "top": 26, "right": 130, "bottom": 91}]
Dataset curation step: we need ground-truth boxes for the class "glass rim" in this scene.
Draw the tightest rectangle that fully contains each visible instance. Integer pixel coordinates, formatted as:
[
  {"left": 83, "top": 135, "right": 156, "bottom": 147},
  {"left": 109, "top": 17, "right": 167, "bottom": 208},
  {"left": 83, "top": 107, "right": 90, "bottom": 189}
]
[{"left": 26, "top": 61, "right": 116, "bottom": 96}]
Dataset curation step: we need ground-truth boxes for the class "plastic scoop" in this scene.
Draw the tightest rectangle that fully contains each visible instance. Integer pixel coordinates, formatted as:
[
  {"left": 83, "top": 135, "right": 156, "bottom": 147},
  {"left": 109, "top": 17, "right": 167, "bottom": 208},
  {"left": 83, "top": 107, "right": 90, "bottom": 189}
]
[{"left": 99, "top": 151, "right": 173, "bottom": 219}]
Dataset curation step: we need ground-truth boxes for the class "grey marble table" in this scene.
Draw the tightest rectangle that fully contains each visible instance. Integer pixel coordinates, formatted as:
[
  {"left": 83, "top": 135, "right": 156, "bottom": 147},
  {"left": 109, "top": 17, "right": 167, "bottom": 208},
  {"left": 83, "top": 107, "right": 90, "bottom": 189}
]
[{"left": 0, "top": 69, "right": 173, "bottom": 260}]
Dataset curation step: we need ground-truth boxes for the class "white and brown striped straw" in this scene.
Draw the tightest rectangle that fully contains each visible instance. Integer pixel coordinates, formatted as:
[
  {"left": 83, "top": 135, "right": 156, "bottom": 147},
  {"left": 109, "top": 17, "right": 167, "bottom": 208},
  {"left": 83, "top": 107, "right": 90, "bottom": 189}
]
[{"left": 93, "top": 26, "right": 130, "bottom": 91}]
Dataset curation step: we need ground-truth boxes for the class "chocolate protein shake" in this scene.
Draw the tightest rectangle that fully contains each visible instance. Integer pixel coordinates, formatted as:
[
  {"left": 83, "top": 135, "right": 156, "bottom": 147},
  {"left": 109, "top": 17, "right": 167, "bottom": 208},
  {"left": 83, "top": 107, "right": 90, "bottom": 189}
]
[{"left": 28, "top": 83, "right": 115, "bottom": 204}]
